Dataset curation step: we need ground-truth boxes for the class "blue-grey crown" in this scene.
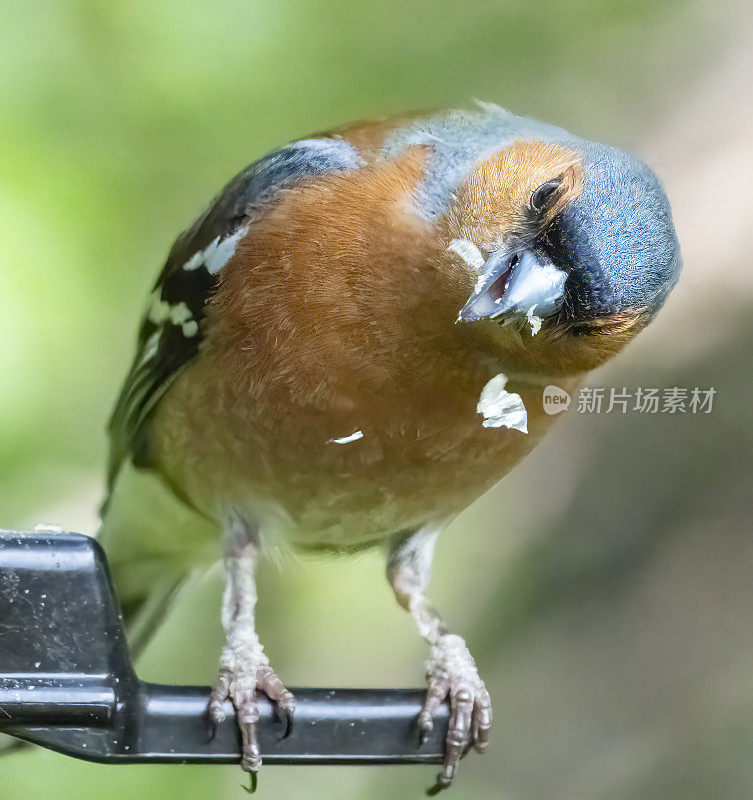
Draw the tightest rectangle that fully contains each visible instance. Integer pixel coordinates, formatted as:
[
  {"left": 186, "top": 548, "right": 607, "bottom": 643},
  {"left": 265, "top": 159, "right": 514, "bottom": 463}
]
[{"left": 558, "top": 143, "right": 681, "bottom": 318}]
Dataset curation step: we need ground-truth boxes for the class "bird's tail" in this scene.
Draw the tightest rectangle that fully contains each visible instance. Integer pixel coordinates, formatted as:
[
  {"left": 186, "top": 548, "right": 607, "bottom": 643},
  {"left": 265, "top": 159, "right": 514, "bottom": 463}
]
[
  {"left": 98, "top": 461, "right": 219, "bottom": 660},
  {"left": 114, "top": 567, "right": 190, "bottom": 661}
]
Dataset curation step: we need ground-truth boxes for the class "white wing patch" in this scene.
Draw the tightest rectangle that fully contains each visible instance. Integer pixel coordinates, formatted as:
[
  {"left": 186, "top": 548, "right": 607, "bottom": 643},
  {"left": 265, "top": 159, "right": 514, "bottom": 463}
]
[
  {"left": 183, "top": 226, "right": 248, "bottom": 275},
  {"left": 147, "top": 292, "right": 199, "bottom": 337},
  {"left": 477, "top": 373, "right": 528, "bottom": 433}
]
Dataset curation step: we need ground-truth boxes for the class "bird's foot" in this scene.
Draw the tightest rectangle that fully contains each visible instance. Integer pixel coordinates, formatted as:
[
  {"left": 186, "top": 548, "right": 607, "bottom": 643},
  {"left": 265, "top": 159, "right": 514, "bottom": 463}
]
[
  {"left": 419, "top": 634, "right": 491, "bottom": 793},
  {"left": 208, "top": 643, "right": 295, "bottom": 777}
]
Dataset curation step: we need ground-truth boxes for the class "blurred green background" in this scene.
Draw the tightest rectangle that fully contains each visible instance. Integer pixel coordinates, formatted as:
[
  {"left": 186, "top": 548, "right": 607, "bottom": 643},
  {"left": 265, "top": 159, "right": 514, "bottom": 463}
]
[{"left": 2, "top": 1, "right": 753, "bottom": 798}]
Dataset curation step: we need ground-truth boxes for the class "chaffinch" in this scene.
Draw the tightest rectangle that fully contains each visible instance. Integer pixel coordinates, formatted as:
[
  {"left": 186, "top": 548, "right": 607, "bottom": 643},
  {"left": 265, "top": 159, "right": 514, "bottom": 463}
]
[{"left": 100, "top": 103, "right": 681, "bottom": 791}]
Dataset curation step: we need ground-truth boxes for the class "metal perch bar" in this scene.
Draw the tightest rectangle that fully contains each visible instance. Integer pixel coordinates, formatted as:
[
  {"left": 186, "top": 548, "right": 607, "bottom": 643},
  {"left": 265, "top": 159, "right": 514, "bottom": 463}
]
[{"left": 0, "top": 530, "right": 449, "bottom": 765}]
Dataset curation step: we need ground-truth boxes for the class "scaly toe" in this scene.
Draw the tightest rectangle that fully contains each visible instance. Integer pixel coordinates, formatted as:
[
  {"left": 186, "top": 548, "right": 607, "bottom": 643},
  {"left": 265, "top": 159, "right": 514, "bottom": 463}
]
[
  {"left": 255, "top": 664, "right": 296, "bottom": 738},
  {"left": 208, "top": 670, "right": 231, "bottom": 725},
  {"left": 420, "top": 634, "right": 491, "bottom": 792}
]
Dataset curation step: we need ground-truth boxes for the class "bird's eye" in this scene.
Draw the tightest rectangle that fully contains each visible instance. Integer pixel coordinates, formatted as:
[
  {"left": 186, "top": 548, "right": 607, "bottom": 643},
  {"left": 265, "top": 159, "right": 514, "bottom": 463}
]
[{"left": 530, "top": 178, "right": 562, "bottom": 214}]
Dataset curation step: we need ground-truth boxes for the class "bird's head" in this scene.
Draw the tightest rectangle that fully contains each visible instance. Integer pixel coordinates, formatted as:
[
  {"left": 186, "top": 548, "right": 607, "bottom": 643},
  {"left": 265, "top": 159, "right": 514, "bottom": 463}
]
[{"left": 442, "top": 138, "right": 681, "bottom": 375}]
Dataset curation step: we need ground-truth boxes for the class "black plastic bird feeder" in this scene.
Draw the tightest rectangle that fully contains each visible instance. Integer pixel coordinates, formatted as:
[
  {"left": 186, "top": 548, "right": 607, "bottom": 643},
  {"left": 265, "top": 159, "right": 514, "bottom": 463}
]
[{"left": 0, "top": 530, "right": 450, "bottom": 765}]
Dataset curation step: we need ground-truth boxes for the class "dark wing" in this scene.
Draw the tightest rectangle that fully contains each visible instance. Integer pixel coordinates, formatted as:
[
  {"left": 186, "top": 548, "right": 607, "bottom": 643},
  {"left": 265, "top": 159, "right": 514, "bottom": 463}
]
[{"left": 106, "top": 137, "right": 365, "bottom": 493}]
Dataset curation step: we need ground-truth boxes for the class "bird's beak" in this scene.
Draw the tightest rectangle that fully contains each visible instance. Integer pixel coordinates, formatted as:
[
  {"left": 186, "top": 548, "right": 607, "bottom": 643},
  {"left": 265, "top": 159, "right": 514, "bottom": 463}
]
[{"left": 458, "top": 248, "right": 567, "bottom": 324}]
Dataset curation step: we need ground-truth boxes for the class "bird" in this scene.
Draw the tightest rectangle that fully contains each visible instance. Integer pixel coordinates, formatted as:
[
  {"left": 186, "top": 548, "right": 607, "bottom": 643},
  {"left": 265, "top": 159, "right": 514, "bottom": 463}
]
[{"left": 98, "top": 102, "right": 681, "bottom": 792}]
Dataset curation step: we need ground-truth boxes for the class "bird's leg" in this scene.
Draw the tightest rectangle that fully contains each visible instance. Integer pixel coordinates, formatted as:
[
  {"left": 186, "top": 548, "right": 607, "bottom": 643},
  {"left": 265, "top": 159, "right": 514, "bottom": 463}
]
[
  {"left": 208, "top": 515, "right": 294, "bottom": 778},
  {"left": 387, "top": 526, "right": 491, "bottom": 792}
]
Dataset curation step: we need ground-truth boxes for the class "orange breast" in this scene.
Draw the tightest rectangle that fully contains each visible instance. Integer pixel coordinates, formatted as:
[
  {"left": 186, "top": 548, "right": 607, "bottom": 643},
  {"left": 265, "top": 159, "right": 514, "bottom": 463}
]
[{"left": 149, "top": 143, "right": 581, "bottom": 547}]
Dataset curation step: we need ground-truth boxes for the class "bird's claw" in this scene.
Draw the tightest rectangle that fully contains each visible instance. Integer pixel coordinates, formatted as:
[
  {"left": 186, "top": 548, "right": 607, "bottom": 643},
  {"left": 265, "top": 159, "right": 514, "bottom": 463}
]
[
  {"left": 426, "top": 768, "right": 454, "bottom": 796},
  {"left": 420, "top": 634, "right": 492, "bottom": 791},
  {"left": 242, "top": 771, "right": 258, "bottom": 794},
  {"left": 208, "top": 662, "right": 295, "bottom": 774}
]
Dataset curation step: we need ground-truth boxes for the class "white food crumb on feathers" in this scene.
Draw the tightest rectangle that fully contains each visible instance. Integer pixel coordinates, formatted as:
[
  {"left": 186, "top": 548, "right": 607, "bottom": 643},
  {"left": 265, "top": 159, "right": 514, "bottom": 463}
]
[
  {"left": 328, "top": 430, "right": 364, "bottom": 444},
  {"left": 447, "top": 239, "right": 485, "bottom": 270},
  {"left": 477, "top": 373, "right": 528, "bottom": 433},
  {"left": 526, "top": 305, "right": 542, "bottom": 336}
]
